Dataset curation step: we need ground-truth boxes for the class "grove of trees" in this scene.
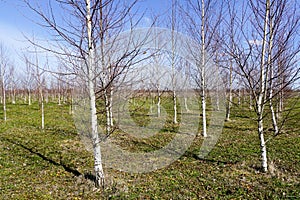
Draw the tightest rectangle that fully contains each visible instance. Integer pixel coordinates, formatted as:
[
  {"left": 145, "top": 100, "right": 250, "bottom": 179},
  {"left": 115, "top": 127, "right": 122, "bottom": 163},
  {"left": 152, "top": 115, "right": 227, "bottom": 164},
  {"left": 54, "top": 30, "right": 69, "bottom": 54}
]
[{"left": 0, "top": 0, "right": 299, "bottom": 189}]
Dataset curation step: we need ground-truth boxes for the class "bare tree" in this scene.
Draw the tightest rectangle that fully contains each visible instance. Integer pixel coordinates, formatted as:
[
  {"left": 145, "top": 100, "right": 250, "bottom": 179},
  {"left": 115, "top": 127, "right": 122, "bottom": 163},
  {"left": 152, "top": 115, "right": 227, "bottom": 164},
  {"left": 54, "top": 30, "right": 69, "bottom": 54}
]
[
  {"left": 23, "top": 0, "right": 152, "bottom": 187},
  {"left": 184, "top": 0, "right": 224, "bottom": 137},
  {"left": 22, "top": 57, "right": 35, "bottom": 106},
  {"left": 225, "top": 0, "right": 300, "bottom": 172},
  {"left": 7, "top": 65, "right": 18, "bottom": 104},
  {"left": 0, "top": 44, "right": 8, "bottom": 121}
]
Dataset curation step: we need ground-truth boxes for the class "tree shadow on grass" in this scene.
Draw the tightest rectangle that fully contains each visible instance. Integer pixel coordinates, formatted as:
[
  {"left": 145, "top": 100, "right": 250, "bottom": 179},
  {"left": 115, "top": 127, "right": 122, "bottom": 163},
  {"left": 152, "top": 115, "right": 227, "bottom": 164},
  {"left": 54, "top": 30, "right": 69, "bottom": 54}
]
[
  {"left": 184, "top": 151, "right": 239, "bottom": 165},
  {"left": 1, "top": 136, "right": 95, "bottom": 182}
]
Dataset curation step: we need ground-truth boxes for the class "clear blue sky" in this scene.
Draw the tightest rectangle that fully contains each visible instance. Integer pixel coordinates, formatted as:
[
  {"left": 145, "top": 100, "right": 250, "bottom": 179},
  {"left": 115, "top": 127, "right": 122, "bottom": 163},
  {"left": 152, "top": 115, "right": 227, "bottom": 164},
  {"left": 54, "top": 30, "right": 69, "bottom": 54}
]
[{"left": 0, "top": 0, "right": 170, "bottom": 68}]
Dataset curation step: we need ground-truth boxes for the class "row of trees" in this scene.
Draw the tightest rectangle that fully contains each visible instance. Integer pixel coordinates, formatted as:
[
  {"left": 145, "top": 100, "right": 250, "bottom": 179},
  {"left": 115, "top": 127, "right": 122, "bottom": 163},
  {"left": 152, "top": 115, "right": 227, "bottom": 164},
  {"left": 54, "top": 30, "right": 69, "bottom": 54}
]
[{"left": 1, "top": 0, "right": 299, "bottom": 188}]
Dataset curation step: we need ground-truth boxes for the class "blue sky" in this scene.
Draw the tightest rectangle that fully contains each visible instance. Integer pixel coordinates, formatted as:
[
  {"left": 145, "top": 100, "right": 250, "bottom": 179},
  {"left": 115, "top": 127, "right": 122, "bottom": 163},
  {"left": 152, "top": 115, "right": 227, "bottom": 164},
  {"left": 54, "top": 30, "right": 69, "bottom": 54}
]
[{"left": 0, "top": 0, "right": 170, "bottom": 69}]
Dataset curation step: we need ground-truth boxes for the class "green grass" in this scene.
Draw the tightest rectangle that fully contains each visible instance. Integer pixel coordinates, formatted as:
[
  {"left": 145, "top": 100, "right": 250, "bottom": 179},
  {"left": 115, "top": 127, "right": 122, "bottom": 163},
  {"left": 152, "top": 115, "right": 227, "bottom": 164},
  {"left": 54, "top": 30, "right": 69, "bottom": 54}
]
[{"left": 0, "top": 98, "right": 299, "bottom": 199}]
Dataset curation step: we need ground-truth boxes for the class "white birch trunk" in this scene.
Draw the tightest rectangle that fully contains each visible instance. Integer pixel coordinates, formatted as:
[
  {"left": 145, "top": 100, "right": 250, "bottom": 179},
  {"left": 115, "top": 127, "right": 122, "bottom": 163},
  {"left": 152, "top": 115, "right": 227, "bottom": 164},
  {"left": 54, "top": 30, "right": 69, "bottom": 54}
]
[
  {"left": 11, "top": 87, "right": 16, "bottom": 104},
  {"left": 238, "top": 88, "right": 241, "bottom": 105},
  {"left": 173, "top": 90, "right": 178, "bottom": 124},
  {"left": 28, "top": 89, "right": 32, "bottom": 106},
  {"left": 267, "top": 9, "right": 279, "bottom": 135},
  {"left": 171, "top": 0, "right": 178, "bottom": 124},
  {"left": 258, "top": 113, "right": 268, "bottom": 172},
  {"left": 150, "top": 97, "right": 153, "bottom": 114},
  {"left": 86, "top": 0, "right": 104, "bottom": 187},
  {"left": 249, "top": 93, "right": 253, "bottom": 110},
  {"left": 279, "top": 89, "right": 283, "bottom": 113},
  {"left": 276, "top": 95, "right": 280, "bottom": 119},
  {"left": 104, "top": 90, "right": 111, "bottom": 134},
  {"left": 58, "top": 82, "right": 61, "bottom": 106},
  {"left": 257, "top": 0, "right": 270, "bottom": 172},
  {"left": 201, "top": 0, "right": 207, "bottom": 137},
  {"left": 41, "top": 95, "right": 44, "bottom": 130},
  {"left": 38, "top": 78, "right": 44, "bottom": 129},
  {"left": 157, "top": 91, "right": 161, "bottom": 117},
  {"left": 109, "top": 88, "right": 113, "bottom": 127},
  {"left": 184, "top": 96, "right": 190, "bottom": 112},
  {"left": 226, "top": 61, "right": 233, "bottom": 121},
  {"left": 35, "top": 57, "right": 44, "bottom": 129},
  {"left": 1, "top": 69, "right": 6, "bottom": 121}
]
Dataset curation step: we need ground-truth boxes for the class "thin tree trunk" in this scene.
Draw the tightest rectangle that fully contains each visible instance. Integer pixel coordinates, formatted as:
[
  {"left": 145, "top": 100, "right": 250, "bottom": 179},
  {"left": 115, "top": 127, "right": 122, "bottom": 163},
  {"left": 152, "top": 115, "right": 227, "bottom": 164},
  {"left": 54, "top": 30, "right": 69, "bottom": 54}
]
[
  {"left": 105, "top": 90, "right": 111, "bottom": 134},
  {"left": 249, "top": 92, "right": 253, "bottom": 110},
  {"left": 11, "top": 87, "right": 16, "bottom": 104},
  {"left": 1, "top": 72, "right": 6, "bottom": 121},
  {"left": 258, "top": 113, "right": 268, "bottom": 172},
  {"left": 279, "top": 89, "right": 283, "bottom": 113},
  {"left": 28, "top": 89, "right": 31, "bottom": 106},
  {"left": 41, "top": 95, "right": 44, "bottom": 129},
  {"left": 257, "top": 0, "right": 270, "bottom": 172},
  {"left": 173, "top": 91, "right": 178, "bottom": 124},
  {"left": 226, "top": 61, "right": 233, "bottom": 121},
  {"left": 104, "top": 87, "right": 113, "bottom": 135},
  {"left": 184, "top": 96, "right": 190, "bottom": 112},
  {"left": 201, "top": 0, "right": 207, "bottom": 137},
  {"left": 215, "top": 57, "right": 220, "bottom": 111},
  {"left": 276, "top": 95, "right": 280, "bottom": 119},
  {"left": 267, "top": 8, "right": 279, "bottom": 135},
  {"left": 171, "top": 0, "right": 178, "bottom": 124},
  {"left": 58, "top": 82, "right": 61, "bottom": 106},
  {"left": 87, "top": 0, "right": 104, "bottom": 187},
  {"left": 109, "top": 88, "right": 113, "bottom": 127},
  {"left": 157, "top": 91, "right": 161, "bottom": 117},
  {"left": 238, "top": 88, "right": 241, "bottom": 105},
  {"left": 35, "top": 51, "right": 44, "bottom": 129}
]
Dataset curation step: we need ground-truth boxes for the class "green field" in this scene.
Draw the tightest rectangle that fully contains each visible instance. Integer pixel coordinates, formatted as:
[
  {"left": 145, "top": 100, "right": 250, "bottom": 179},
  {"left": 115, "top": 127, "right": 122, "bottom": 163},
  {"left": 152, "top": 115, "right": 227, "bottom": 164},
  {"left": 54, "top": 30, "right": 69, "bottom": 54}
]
[{"left": 0, "top": 99, "right": 299, "bottom": 199}]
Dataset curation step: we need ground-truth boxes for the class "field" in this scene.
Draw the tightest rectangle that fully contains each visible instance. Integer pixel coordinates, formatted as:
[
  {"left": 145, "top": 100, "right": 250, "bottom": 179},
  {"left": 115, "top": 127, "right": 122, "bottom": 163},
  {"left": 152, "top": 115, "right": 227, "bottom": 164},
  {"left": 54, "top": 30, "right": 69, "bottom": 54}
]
[{"left": 0, "top": 98, "right": 299, "bottom": 199}]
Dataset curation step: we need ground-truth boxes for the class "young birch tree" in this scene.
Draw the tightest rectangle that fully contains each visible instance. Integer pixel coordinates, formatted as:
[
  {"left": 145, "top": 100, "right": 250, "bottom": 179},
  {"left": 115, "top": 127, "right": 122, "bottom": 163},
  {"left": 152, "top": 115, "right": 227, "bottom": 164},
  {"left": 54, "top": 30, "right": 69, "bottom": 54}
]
[
  {"left": 184, "top": 0, "right": 223, "bottom": 137},
  {"left": 24, "top": 0, "right": 150, "bottom": 187},
  {"left": 23, "top": 58, "right": 35, "bottom": 106},
  {"left": 226, "top": 0, "right": 300, "bottom": 172},
  {"left": 171, "top": 0, "right": 178, "bottom": 124},
  {"left": 0, "top": 44, "right": 8, "bottom": 121}
]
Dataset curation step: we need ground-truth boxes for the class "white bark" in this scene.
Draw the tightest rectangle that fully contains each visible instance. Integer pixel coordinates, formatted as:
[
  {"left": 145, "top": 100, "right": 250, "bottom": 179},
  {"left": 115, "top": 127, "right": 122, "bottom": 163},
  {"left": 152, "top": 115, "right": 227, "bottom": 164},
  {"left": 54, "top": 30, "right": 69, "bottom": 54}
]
[
  {"left": 184, "top": 96, "right": 190, "bottom": 112},
  {"left": 238, "top": 88, "right": 241, "bottom": 105},
  {"left": 157, "top": 90, "right": 161, "bottom": 117},
  {"left": 256, "top": 0, "right": 270, "bottom": 172},
  {"left": 104, "top": 87, "right": 114, "bottom": 134},
  {"left": 58, "top": 79, "right": 61, "bottom": 106},
  {"left": 104, "top": 90, "right": 111, "bottom": 134},
  {"left": 28, "top": 89, "right": 31, "bottom": 106},
  {"left": 35, "top": 52, "right": 44, "bottom": 130},
  {"left": 267, "top": 8, "right": 279, "bottom": 136},
  {"left": 171, "top": 0, "right": 178, "bottom": 124},
  {"left": 86, "top": 0, "right": 104, "bottom": 187},
  {"left": 226, "top": 61, "right": 233, "bottom": 121},
  {"left": 201, "top": 0, "right": 207, "bottom": 137},
  {"left": 109, "top": 88, "right": 114, "bottom": 127},
  {"left": 173, "top": 90, "right": 178, "bottom": 124},
  {"left": 249, "top": 93, "right": 253, "bottom": 110},
  {"left": 258, "top": 116, "right": 268, "bottom": 172},
  {"left": 0, "top": 46, "right": 7, "bottom": 121},
  {"left": 41, "top": 96, "right": 44, "bottom": 129},
  {"left": 0, "top": 68, "right": 6, "bottom": 121}
]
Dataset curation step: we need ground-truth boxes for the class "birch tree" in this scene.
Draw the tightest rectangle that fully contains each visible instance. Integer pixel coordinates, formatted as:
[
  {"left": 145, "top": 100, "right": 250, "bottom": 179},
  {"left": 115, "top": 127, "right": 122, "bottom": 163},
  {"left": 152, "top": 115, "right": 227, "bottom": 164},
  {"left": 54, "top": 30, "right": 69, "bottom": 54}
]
[
  {"left": 184, "top": 0, "right": 223, "bottom": 137},
  {"left": 23, "top": 57, "right": 35, "bottom": 106},
  {"left": 7, "top": 65, "right": 17, "bottom": 104},
  {"left": 0, "top": 44, "right": 8, "bottom": 121},
  {"left": 170, "top": 0, "right": 178, "bottom": 124},
  {"left": 226, "top": 0, "right": 300, "bottom": 172},
  {"left": 24, "top": 0, "right": 151, "bottom": 187}
]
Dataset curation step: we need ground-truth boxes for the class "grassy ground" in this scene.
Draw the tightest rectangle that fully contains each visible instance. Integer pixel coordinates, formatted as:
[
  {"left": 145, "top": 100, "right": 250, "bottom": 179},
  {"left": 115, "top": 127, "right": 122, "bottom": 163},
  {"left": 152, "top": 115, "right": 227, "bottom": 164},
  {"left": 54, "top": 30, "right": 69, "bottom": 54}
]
[{"left": 0, "top": 99, "right": 299, "bottom": 199}]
